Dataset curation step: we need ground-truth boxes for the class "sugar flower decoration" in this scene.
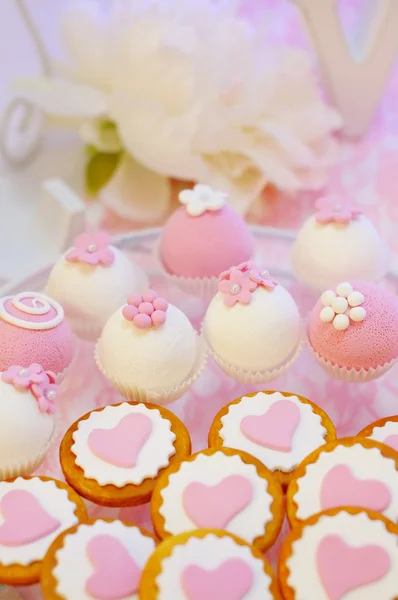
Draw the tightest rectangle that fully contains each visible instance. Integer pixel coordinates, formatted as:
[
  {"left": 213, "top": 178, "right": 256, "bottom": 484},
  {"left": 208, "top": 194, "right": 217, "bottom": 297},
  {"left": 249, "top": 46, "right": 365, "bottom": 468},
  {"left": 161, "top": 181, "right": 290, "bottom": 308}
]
[
  {"left": 320, "top": 282, "right": 366, "bottom": 331},
  {"left": 315, "top": 196, "right": 362, "bottom": 224},
  {"left": 218, "top": 269, "right": 257, "bottom": 307},
  {"left": 123, "top": 290, "right": 169, "bottom": 329},
  {"left": 219, "top": 262, "right": 253, "bottom": 281},
  {"left": 248, "top": 268, "right": 278, "bottom": 290},
  {"left": 179, "top": 185, "right": 227, "bottom": 217},
  {"left": 2, "top": 364, "right": 57, "bottom": 414},
  {"left": 66, "top": 231, "right": 114, "bottom": 266}
]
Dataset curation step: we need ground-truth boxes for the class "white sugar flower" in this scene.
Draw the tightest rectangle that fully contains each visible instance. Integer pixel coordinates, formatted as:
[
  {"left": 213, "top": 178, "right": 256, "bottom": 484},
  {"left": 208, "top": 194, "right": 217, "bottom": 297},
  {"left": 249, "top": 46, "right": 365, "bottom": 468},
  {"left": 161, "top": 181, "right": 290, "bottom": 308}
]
[
  {"left": 12, "top": 0, "right": 341, "bottom": 220},
  {"left": 320, "top": 282, "right": 366, "bottom": 331},
  {"left": 179, "top": 184, "right": 227, "bottom": 217}
]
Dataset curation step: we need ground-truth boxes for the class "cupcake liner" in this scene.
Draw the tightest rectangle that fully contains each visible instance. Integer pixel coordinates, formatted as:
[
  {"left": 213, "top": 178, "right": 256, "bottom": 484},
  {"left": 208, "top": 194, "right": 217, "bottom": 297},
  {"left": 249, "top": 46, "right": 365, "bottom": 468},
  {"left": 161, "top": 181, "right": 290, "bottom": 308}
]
[
  {"left": 307, "top": 341, "right": 398, "bottom": 383},
  {"left": 204, "top": 322, "right": 305, "bottom": 384},
  {"left": 94, "top": 334, "right": 208, "bottom": 405},
  {"left": 0, "top": 413, "right": 60, "bottom": 481}
]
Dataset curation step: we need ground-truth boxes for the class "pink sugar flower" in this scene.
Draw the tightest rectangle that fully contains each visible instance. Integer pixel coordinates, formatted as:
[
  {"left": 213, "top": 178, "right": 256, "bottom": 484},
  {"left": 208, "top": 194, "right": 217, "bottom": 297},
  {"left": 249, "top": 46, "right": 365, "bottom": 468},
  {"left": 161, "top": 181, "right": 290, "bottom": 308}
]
[
  {"left": 66, "top": 231, "right": 115, "bottom": 266},
  {"left": 315, "top": 196, "right": 362, "bottom": 224},
  {"left": 123, "top": 290, "right": 169, "bottom": 329},
  {"left": 31, "top": 379, "right": 57, "bottom": 414},
  {"left": 219, "top": 261, "right": 253, "bottom": 281},
  {"left": 2, "top": 363, "right": 47, "bottom": 388},
  {"left": 249, "top": 268, "right": 278, "bottom": 290},
  {"left": 218, "top": 269, "right": 257, "bottom": 307}
]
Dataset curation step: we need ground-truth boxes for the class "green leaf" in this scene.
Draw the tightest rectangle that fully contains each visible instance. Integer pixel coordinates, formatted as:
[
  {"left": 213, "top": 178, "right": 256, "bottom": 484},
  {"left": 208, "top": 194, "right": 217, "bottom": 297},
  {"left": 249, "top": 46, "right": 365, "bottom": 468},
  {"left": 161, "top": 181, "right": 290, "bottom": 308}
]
[{"left": 85, "top": 151, "right": 122, "bottom": 197}]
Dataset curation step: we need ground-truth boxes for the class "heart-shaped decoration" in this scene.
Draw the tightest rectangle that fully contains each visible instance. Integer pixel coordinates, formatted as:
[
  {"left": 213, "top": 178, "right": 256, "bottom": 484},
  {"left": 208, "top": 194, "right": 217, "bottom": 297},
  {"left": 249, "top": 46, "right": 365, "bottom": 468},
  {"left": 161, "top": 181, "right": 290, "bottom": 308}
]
[
  {"left": 86, "top": 534, "right": 141, "bottom": 599},
  {"left": 181, "top": 558, "right": 253, "bottom": 600},
  {"left": 320, "top": 464, "right": 391, "bottom": 512},
  {"left": 182, "top": 475, "right": 253, "bottom": 529},
  {"left": 240, "top": 399, "right": 301, "bottom": 452},
  {"left": 88, "top": 413, "right": 152, "bottom": 468},
  {"left": 317, "top": 535, "right": 391, "bottom": 600},
  {"left": 383, "top": 434, "right": 398, "bottom": 452},
  {"left": 0, "top": 490, "right": 61, "bottom": 546}
]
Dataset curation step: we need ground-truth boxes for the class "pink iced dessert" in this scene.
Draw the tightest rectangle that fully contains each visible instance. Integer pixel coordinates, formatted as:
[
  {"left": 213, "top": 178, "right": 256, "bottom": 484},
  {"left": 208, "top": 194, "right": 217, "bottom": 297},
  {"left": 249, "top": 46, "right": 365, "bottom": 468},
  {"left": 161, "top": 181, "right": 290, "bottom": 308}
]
[
  {"left": 0, "top": 292, "right": 75, "bottom": 377},
  {"left": 308, "top": 281, "right": 398, "bottom": 372},
  {"left": 159, "top": 184, "right": 254, "bottom": 278}
]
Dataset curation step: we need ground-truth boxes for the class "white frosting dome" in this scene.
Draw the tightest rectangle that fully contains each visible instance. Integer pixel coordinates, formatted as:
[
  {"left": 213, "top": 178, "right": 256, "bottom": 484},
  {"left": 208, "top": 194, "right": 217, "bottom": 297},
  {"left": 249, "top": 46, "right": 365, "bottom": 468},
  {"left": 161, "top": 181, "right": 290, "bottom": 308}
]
[
  {"left": 291, "top": 215, "right": 388, "bottom": 292},
  {"left": 204, "top": 284, "right": 301, "bottom": 371},
  {"left": 97, "top": 304, "right": 198, "bottom": 391},
  {"left": 47, "top": 246, "right": 148, "bottom": 331},
  {"left": 0, "top": 378, "right": 55, "bottom": 472}
]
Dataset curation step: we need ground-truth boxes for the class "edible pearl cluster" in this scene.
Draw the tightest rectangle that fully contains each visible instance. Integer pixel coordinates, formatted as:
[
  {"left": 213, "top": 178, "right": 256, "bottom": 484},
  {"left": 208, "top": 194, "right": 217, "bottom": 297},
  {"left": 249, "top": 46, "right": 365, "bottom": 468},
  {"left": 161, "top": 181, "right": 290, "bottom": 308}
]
[{"left": 319, "top": 282, "right": 366, "bottom": 331}]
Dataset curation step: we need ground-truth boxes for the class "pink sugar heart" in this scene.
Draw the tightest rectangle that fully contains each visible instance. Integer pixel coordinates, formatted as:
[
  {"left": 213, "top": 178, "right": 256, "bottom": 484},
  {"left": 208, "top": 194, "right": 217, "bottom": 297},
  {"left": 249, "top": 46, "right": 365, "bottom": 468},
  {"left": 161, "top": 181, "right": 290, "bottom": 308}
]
[
  {"left": 317, "top": 535, "right": 390, "bottom": 600},
  {"left": 240, "top": 399, "right": 300, "bottom": 451},
  {"left": 88, "top": 413, "right": 152, "bottom": 468},
  {"left": 182, "top": 475, "right": 253, "bottom": 529},
  {"left": 383, "top": 434, "right": 398, "bottom": 452},
  {"left": 0, "top": 490, "right": 60, "bottom": 546},
  {"left": 181, "top": 558, "right": 253, "bottom": 600},
  {"left": 86, "top": 534, "right": 141, "bottom": 599},
  {"left": 320, "top": 464, "right": 391, "bottom": 512}
]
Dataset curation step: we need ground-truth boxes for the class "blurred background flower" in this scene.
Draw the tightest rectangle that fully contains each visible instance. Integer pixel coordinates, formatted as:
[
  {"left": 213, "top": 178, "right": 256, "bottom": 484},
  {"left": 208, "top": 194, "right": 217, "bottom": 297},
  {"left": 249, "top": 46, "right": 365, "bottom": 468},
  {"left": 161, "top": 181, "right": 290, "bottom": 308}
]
[{"left": 13, "top": 0, "right": 341, "bottom": 221}]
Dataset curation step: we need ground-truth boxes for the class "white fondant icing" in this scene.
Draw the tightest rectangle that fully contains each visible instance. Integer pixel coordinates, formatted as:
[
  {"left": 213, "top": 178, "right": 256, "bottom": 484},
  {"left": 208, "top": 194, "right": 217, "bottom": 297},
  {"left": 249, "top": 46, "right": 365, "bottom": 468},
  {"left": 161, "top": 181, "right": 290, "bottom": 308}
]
[
  {"left": 219, "top": 392, "right": 327, "bottom": 472},
  {"left": 0, "top": 378, "right": 55, "bottom": 471},
  {"left": 293, "top": 444, "right": 398, "bottom": 522},
  {"left": 159, "top": 452, "right": 273, "bottom": 542},
  {"left": 54, "top": 520, "right": 155, "bottom": 600},
  {"left": 0, "top": 292, "right": 64, "bottom": 330},
  {"left": 0, "top": 478, "right": 78, "bottom": 566},
  {"left": 291, "top": 214, "right": 389, "bottom": 292},
  {"left": 156, "top": 533, "right": 273, "bottom": 600},
  {"left": 368, "top": 421, "right": 398, "bottom": 447},
  {"left": 97, "top": 304, "right": 198, "bottom": 391},
  {"left": 72, "top": 403, "right": 176, "bottom": 487},
  {"left": 47, "top": 246, "right": 148, "bottom": 330},
  {"left": 205, "top": 285, "right": 301, "bottom": 372},
  {"left": 287, "top": 512, "right": 398, "bottom": 600}
]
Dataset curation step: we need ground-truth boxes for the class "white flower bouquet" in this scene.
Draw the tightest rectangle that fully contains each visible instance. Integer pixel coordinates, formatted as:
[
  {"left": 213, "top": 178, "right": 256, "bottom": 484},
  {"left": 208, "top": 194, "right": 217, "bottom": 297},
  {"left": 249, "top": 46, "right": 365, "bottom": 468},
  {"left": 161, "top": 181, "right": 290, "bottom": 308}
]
[{"left": 13, "top": 0, "right": 341, "bottom": 220}]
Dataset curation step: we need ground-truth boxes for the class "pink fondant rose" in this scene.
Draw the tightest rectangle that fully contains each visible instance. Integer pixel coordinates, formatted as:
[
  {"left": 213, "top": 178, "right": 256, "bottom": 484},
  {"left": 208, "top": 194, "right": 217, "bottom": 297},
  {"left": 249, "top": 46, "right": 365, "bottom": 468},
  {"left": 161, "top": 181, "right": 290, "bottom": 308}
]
[
  {"left": 2, "top": 364, "right": 57, "bottom": 414},
  {"left": 66, "top": 231, "right": 115, "bottom": 266},
  {"left": 123, "top": 290, "right": 169, "bottom": 329},
  {"left": 315, "top": 196, "right": 362, "bottom": 224},
  {"left": 218, "top": 269, "right": 257, "bottom": 307}
]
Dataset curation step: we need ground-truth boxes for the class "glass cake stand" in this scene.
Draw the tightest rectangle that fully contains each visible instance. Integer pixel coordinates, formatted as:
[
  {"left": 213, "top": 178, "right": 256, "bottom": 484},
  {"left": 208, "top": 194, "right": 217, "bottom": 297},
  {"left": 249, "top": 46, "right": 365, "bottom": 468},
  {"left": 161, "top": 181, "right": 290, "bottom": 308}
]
[{"left": 2, "top": 226, "right": 398, "bottom": 600}]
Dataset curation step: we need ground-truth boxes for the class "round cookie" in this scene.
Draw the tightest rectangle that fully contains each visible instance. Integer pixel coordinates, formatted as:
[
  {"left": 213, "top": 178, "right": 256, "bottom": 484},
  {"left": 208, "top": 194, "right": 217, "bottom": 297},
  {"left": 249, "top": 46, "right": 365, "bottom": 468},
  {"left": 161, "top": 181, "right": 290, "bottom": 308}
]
[
  {"left": 139, "top": 529, "right": 281, "bottom": 599},
  {"left": 41, "top": 518, "right": 156, "bottom": 600},
  {"left": 60, "top": 401, "right": 191, "bottom": 506},
  {"left": 279, "top": 507, "right": 398, "bottom": 600},
  {"left": 0, "top": 476, "right": 87, "bottom": 585},
  {"left": 151, "top": 448, "right": 284, "bottom": 551},
  {"left": 286, "top": 437, "right": 398, "bottom": 526},
  {"left": 358, "top": 416, "right": 398, "bottom": 453},
  {"left": 208, "top": 391, "right": 335, "bottom": 487}
]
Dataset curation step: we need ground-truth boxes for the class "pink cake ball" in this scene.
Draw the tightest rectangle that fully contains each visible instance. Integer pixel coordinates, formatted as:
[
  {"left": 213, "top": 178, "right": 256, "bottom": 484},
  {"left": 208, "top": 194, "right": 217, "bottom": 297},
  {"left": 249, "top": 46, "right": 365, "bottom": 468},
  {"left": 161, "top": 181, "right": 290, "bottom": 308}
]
[
  {"left": 0, "top": 292, "right": 75, "bottom": 377},
  {"left": 308, "top": 281, "right": 398, "bottom": 372},
  {"left": 159, "top": 184, "right": 254, "bottom": 278}
]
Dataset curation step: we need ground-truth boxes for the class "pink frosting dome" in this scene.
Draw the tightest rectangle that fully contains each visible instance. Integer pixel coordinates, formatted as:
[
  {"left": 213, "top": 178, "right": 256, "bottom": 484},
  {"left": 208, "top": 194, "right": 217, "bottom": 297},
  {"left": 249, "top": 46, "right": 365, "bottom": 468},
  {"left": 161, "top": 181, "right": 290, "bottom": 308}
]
[
  {"left": 0, "top": 293, "right": 75, "bottom": 375},
  {"left": 159, "top": 206, "right": 254, "bottom": 278},
  {"left": 308, "top": 281, "right": 398, "bottom": 370}
]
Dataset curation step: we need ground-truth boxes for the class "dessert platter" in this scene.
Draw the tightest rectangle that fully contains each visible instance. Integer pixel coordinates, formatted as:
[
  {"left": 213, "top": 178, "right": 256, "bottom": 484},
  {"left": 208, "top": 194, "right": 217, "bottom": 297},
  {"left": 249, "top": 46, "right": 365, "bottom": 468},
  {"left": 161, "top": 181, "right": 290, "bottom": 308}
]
[{"left": 1, "top": 186, "right": 398, "bottom": 599}]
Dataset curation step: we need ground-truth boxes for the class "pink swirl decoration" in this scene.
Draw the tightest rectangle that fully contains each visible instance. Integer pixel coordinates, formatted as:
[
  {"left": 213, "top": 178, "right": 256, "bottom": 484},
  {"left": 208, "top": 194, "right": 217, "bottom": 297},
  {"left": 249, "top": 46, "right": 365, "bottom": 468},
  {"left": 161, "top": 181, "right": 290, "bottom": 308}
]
[
  {"left": 0, "top": 292, "right": 64, "bottom": 330},
  {"left": 122, "top": 290, "right": 169, "bottom": 329},
  {"left": 2, "top": 363, "right": 57, "bottom": 414}
]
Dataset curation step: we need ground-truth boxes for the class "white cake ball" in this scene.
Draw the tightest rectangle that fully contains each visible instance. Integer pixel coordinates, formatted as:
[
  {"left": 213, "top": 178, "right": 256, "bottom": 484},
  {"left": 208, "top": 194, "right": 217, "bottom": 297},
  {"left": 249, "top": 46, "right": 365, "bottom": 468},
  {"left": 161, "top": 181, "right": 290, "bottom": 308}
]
[
  {"left": 205, "top": 274, "right": 301, "bottom": 372},
  {"left": 47, "top": 232, "right": 148, "bottom": 337},
  {"left": 291, "top": 214, "right": 388, "bottom": 293},
  {"left": 96, "top": 292, "right": 198, "bottom": 393}
]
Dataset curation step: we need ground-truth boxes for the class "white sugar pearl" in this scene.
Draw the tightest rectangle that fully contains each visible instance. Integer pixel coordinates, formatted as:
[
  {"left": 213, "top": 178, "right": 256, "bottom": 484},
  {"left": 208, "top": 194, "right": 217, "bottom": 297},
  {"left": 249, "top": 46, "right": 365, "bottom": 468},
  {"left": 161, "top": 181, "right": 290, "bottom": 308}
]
[
  {"left": 336, "top": 282, "right": 353, "bottom": 298},
  {"left": 349, "top": 306, "right": 366, "bottom": 322},
  {"left": 333, "top": 313, "right": 350, "bottom": 331},
  {"left": 320, "top": 306, "right": 335, "bottom": 323},
  {"left": 348, "top": 291, "right": 365, "bottom": 307},
  {"left": 321, "top": 290, "right": 336, "bottom": 307},
  {"left": 332, "top": 296, "right": 348, "bottom": 314}
]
